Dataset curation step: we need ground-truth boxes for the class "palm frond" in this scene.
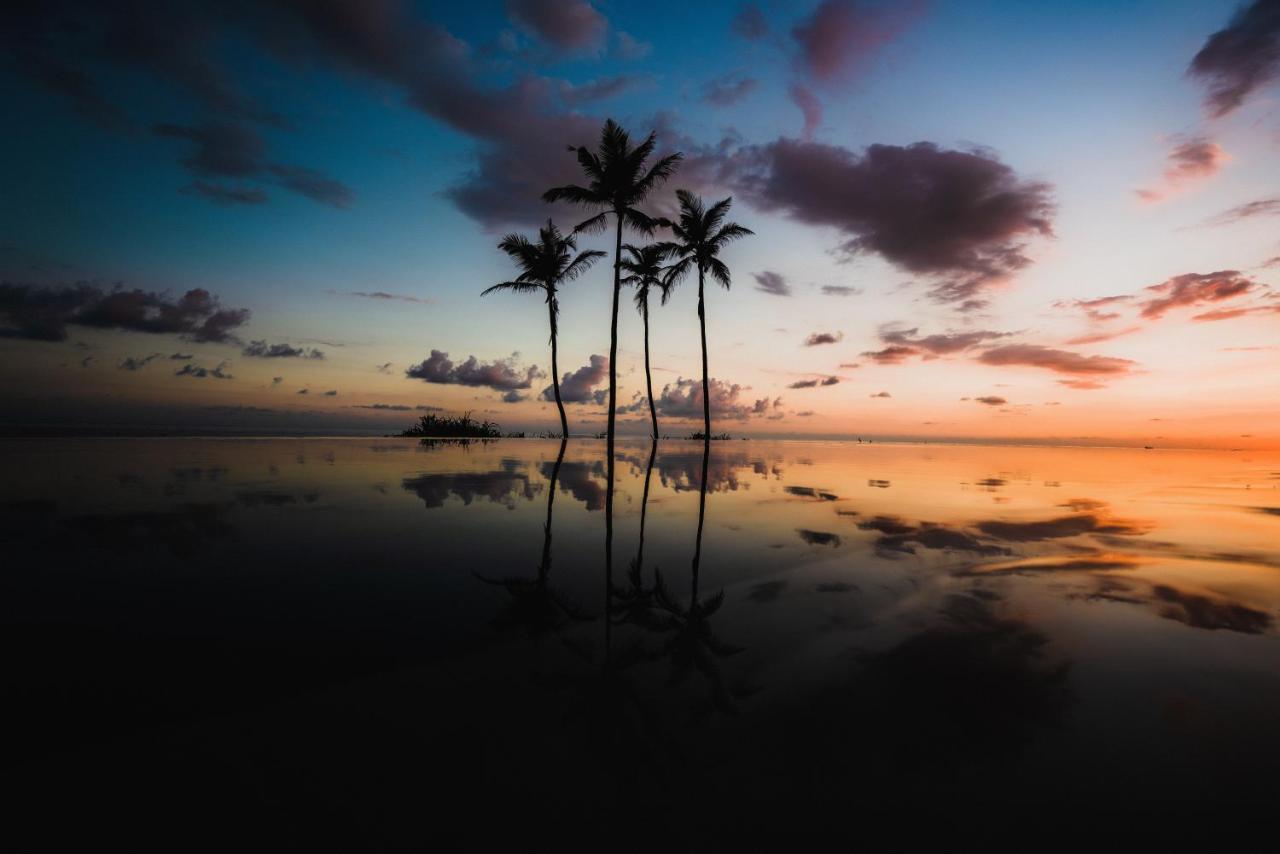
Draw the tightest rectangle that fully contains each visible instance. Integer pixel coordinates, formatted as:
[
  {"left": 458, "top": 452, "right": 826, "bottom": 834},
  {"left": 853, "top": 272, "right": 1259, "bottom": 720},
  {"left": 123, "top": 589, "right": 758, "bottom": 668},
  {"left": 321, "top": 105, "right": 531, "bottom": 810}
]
[
  {"left": 706, "top": 257, "right": 732, "bottom": 288},
  {"left": 482, "top": 281, "right": 546, "bottom": 297},
  {"left": 711, "top": 222, "right": 754, "bottom": 247},
  {"left": 634, "top": 152, "right": 683, "bottom": 199},
  {"left": 562, "top": 249, "right": 606, "bottom": 281},
  {"left": 543, "top": 184, "right": 602, "bottom": 205},
  {"left": 573, "top": 211, "right": 610, "bottom": 234}
]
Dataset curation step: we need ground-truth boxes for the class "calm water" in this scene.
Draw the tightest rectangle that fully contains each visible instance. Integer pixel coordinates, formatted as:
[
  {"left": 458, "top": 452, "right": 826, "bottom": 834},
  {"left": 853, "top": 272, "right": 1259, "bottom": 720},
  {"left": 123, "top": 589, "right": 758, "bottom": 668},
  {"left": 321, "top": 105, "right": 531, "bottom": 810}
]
[{"left": 4, "top": 437, "right": 1279, "bottom": 843}]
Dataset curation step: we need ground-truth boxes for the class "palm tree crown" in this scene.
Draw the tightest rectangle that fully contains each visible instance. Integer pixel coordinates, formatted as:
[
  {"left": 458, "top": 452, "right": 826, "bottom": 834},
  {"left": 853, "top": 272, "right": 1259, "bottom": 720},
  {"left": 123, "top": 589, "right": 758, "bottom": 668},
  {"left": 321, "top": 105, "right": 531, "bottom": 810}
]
[
  {"left": 619, "top": 243, "right": 673, "bottom": 312},
  {"left": 483, "top": 220, "right": 604, "bottom": 438},
  {"left": 542, "top": 119, "right": 682, "bottom": 236},
  {"left": 661, "top": 190, "right": 753, "bottom": 291}
]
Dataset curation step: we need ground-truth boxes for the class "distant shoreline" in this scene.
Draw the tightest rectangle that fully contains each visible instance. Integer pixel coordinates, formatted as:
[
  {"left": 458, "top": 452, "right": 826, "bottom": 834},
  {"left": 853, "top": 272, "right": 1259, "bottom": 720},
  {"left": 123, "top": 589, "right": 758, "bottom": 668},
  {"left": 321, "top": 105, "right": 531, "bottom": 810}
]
[{"left": 0, "top": 428, "right": 1268, "bottom": 453}]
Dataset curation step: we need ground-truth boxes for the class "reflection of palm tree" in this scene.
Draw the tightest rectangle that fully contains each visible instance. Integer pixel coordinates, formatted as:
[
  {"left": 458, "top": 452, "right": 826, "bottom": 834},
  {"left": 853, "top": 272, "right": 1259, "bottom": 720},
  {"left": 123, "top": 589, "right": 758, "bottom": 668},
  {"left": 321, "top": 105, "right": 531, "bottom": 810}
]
[
  {"left": 620, "top": 246, "right": 673, "bottom": 440},
  {"left": 651, "top": 440, "right": 744, "bottom": 713},
  {"left": 476, "top": 441, "right": 589, "bottom": 636},
  {"left": 612, "top": 441, "right": 660, "bottom": 628},
  {"left": 484, "top": 222, "right": 605, "bottom": 439},
  {"left": 543, "top": 120, "right": 681, "bottom": 446},
  {"left": 661, "top": 192, "right": 753, "bottom": 440}
]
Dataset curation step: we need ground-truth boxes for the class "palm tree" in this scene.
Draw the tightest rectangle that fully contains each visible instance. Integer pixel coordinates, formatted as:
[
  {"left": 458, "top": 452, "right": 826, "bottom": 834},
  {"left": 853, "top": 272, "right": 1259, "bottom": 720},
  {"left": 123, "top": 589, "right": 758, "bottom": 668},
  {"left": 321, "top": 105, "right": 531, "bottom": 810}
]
[
  {"left": 619, "top": 244, "right": 673, "bottom": 440},
  {"left": 661, "top": 191, "right": 753, "bottom": 441},
  {"left": 543, "top": 120, "right": 681, "bottom": 446},
  {"left": 483, "top": 220, "right": 604, "bottom": 439}
]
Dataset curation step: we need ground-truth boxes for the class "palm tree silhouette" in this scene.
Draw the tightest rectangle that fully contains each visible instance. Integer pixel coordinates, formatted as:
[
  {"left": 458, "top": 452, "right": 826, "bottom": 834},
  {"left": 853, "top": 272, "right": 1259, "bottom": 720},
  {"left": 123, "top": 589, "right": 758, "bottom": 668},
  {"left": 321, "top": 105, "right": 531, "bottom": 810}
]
[
  {"left": 475, "top": 440, "right": 591, "bottom": 637},
  {"left": 483, "top": 221, "right": 605, "bottom": 439},
  {"left": 543, "top": 120, "right": 681, "bottom": 446},
  {"left": 619, "top": 244, "right": 673, "bottom": 440},
  {"left": 661, "top": 192, "right": 753, "bottom": 440}
]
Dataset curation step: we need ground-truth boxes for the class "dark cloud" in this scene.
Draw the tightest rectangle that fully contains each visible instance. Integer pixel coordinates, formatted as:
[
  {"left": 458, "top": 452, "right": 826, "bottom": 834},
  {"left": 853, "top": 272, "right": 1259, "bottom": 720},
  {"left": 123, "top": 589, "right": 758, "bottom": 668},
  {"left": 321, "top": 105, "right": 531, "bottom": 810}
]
[
  {"left": 869, "top": 391, "right": 891, "bottom": 398},
  {"left": 1054, "top": 294, "right": 1132, "bottom": 323},
  {"left": 869, "top": 327, "right": 1013, "bottom": 362},
  {"left": 181, "top": 181, "right": 268, "bottom": 205},
  {"left": 732, "top": 3, "right": 769, "bottom": 40},
  {"left": 153, "top": 122, "right": 264, "bottom": 177},
  {"left": 821, "top": 285, "right": 861, "bottom": 296},
  {"left": 804, "top": 331, "right": 843, "bottom": 346},
  {"left": 405, "top": 350, "right": 542, "bottom": 392},
  {"left": 1135, "top": 136, "right": 1228, "bottom": 202},
  {"left": 1204, "top": 196, "right": 1280, "bottom": 226},
  {"left": 977, "top": 345, "right": 1135, "bottom": 376},
  {"left": 336, "top": 291, "right": 431, "bottom": 304},
  {"left": 118, "top": 353, "right": 161, "bottom": 371},
  {"left": 753, "top": 270, "right": 792, "bottom": 296},
  {"left": 734, "top": 140, "right": 1053, "bottom": 305},
  {"left": 861, "top": 345, "right": 919, "bottom": 365},
  {"left": 267, "top": 164, "right": 353, "bottom": 208},
  {"left": 975, "top": 395, "right": 1006, "bottom": 406},
  {"left": 789, "top": 83, "right": 822, "bottom": 139},
  {"left": 1139, "top": 271, "right": 1257, "bottom": 319},
  {"left": 788, "top": 376, "right": 839, "bottom": 389},
  {"left": 541, "top": 354, "right": 608, "bottom": 404},
  {"left": 170, "top": 352, "right": 193, "bottom": 360},
  {"left": 558, "top": 75, "right": 638, "bottom": 105},
  {"left": 506, "top": 0, "right": 607, "bottom": 53},
  {"left": 655, "top": 377, "right": 760, "bottom": 420},
  {"left": 242, "top": 340, "right": 324, "bottom": 359},
  {"left": 702, "top": 74, "right": 759, "bottom": 107},
  {"left": 1189, "top": 0, "right": 1280, "bottom": 117},
  {"left": 175, "top": 359, "right": 233, "bottom": 380},
  {"left": 153, "top": 122, "right": 352, "bottom": 208},
  {"left": 0, "top": 281, "right": 250, "bottom": 343},
  {"left": 353, "top": 403, "right": 411, "bottom": 411},
  {"left": 791, "top": 0, "right": 919, "bottom": 82}
]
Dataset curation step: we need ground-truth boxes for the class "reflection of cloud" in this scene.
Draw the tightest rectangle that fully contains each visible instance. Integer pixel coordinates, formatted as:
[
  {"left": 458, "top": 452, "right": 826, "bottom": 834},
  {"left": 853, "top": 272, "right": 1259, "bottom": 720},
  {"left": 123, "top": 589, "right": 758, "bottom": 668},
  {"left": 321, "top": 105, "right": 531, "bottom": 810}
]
[
  {"left": 975, "top": 512, "right": 1148, "bottom": 542},
  {"left": 401, "top": 467, "right": 539, "bottom": 509},
  {"left": 797, "top": 528, "right": 842, "bottom": 547},
  {"left": 544, "top": 459, "right": 607, "bottom": 511}
]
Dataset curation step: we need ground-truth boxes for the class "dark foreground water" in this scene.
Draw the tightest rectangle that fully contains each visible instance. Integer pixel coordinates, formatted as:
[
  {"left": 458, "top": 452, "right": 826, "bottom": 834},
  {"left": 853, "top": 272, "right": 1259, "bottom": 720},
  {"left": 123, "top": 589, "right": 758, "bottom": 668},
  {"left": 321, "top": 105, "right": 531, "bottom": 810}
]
[{"left": 3, "top": 437, "right": 1279, "bottom": 845}]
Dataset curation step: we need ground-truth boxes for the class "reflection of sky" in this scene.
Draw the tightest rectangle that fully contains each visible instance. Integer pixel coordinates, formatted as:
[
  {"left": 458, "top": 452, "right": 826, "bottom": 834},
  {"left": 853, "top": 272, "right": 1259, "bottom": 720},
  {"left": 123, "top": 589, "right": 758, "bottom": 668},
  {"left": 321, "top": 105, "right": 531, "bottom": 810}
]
[
  {"left": 0, "top": 1, "right": 1276, "bottom": 447},
  {"left": 6, "top": 435, "right": 1280, "bottom": 822}
]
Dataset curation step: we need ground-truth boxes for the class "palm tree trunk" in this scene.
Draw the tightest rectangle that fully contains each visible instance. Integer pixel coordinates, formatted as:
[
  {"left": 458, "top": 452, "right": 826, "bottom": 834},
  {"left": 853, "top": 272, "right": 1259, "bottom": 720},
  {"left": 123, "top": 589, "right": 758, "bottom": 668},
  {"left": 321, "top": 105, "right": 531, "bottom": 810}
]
[
  {"left": 548, "top": 293, "right": 569, "bottom": 439},
  {"left": 608, "top": 214, "right": 622, "bottom": 444},
  {"left": 697, "top": 266, "right": 710, "bottom": 440},
  {"left": 643, "top": 295, "right": 658, "bottom": 440},
  {"left": 604, "top": 213, "right": 622, "bottom": 666}
]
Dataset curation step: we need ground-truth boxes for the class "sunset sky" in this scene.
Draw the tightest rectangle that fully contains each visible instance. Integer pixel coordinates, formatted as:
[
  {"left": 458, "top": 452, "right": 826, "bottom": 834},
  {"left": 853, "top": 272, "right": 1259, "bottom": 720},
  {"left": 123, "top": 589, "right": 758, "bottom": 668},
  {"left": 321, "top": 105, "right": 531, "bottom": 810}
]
[{"left": 2, "top": 0, "right": 1277, "bottom": 446}]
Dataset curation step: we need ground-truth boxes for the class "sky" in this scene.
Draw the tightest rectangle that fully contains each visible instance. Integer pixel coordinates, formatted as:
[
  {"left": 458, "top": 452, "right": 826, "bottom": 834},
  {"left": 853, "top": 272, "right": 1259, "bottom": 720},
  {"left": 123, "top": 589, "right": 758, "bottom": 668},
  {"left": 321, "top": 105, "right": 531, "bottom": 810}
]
[{"left": 1, "top": 0, "right": 1277, "bottom": 447}]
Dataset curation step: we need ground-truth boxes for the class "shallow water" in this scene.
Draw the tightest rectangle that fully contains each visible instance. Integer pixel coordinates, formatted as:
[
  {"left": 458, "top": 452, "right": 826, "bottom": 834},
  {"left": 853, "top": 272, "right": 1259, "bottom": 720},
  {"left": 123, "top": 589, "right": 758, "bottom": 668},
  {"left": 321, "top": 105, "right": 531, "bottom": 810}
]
[{"left": 4, "top": 437, "right": 1279, "bottom": 842}]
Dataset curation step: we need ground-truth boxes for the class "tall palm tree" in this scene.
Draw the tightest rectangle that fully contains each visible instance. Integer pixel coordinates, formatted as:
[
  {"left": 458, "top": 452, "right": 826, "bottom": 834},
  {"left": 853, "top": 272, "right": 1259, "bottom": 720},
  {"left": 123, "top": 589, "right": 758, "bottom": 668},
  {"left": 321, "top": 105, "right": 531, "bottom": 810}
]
[
  {"left": 619, "top": 243, "right": 673, "bottom": 440},
  {"left": 543, "top": 120, "right": 681, "bottom": 446},
  {"left": 661, "top": 191, "right": 753, "bottom": 441},
  {"left": 483, "top": 220, "right": 604, "bottom": 439}
]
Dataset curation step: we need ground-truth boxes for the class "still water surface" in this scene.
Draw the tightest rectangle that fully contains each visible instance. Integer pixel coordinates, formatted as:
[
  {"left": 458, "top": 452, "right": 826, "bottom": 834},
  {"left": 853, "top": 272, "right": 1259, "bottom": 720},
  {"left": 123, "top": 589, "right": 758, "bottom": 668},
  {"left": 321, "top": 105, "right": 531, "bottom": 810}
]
[{"left": 4, "top": 437, "right": 1279, "bottom": 843}]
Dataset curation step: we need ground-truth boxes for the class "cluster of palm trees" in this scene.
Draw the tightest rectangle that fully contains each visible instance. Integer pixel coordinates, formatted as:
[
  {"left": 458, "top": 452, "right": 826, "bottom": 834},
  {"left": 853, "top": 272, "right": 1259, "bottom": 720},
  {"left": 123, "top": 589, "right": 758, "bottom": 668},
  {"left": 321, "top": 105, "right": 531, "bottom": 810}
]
[{"left": 484, "top": 119, "right": 752, "bottom": 442}]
